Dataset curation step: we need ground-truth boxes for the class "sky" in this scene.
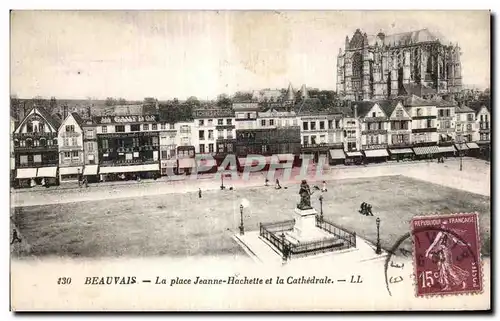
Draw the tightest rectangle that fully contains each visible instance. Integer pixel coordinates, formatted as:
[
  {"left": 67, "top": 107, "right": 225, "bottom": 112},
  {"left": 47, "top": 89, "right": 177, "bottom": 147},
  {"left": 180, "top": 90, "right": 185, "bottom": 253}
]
[{"left": 10, "top": 10, "right": 490, "bottom": 100}]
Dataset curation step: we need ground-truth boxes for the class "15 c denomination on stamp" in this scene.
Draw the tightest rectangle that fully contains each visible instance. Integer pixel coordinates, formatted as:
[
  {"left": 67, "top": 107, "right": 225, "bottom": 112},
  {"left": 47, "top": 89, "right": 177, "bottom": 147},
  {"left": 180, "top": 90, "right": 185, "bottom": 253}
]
[{"left": 411, "top": 213, "right": 482, "bottom": 297}]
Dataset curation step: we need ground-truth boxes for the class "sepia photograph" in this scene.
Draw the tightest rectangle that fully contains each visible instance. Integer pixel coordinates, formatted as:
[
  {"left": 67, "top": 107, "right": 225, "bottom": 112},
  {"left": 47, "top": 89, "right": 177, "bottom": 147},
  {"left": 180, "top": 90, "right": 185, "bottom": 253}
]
[{"left": 9, "top": 9, "right": 491, "bottom": 311}]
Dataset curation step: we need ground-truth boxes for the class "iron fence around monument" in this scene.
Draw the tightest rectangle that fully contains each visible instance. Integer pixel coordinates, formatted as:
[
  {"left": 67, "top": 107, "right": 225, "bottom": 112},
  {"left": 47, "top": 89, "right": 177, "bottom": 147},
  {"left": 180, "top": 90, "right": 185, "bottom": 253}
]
[
  {"left": 316, "top": 217, "right": 357, "bottom": 249},
  {"left": 259, "top": 217, "right": 357, "bottom": 260}
]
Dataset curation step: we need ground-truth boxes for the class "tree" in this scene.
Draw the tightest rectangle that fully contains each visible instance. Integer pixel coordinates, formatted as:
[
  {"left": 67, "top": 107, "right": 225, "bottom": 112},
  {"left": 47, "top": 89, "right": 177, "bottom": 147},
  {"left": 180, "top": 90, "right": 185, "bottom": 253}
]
[
  {"left": 118, "top": 98, "right": 127, "bottom": 105},
  {"left": 232, "top": 91, "right": 253, "bottom": 102},
  {"left": 217, "top": 94, "right": 232, "bottom": 109},
  {"left": 105, "top": 97, "right": 116, "bottom": 106},
  {"left": 50, "top": 96, "right": 57, "bottom": 110},
  {"left": 186, "top": 96, "right": 200, "bottom": 107}
]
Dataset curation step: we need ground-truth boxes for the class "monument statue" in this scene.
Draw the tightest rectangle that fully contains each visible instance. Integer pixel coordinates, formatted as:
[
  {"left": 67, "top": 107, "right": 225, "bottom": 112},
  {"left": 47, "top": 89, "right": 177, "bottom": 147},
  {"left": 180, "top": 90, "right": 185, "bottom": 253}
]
[{"left": 297, "top": 180, "right": 313, "bottom": 210}]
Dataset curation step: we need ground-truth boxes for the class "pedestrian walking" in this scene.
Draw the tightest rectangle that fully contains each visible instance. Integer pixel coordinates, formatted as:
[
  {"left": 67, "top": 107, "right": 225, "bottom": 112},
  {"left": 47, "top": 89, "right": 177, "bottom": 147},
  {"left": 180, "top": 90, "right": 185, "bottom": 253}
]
[
  {"left": 367, "top": 204, "right": 374, "bottom": 216},
  {"left": 84, "top": 176, "right": 88, "bottom": 188},
  {"left": 265, "top": 178, "right": 269, "bottom": 186},
  {"left": 322, "top": 181, "right": 327, "bottom": 192},
  {"left": 198, "top": 188, "right": 202, "bottom": 198},
  {"left": 275, "top": 179, "right": 282, "bottom": 189},
  {"left": 10, "top": 229, "right": 21, "bottom": 244}
]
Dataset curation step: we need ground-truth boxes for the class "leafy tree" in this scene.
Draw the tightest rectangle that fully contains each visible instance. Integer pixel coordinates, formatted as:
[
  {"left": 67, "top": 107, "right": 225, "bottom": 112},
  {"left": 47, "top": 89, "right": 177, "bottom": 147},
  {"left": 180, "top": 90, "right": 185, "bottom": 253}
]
[
  {"left": 118, "top": 98, "right": 127, "bottom": 105},
  {"left": 216, "top": 94, "right": 232, "bottom": 109},
  {"left": 105, "top": 97, "right": 116, "bottom": 106},
  {"left": 232, "top": 91, "right": 253, "bottom": 102},
  {"left": 186, "top": 96, "right": 200, "bottom": 107}
]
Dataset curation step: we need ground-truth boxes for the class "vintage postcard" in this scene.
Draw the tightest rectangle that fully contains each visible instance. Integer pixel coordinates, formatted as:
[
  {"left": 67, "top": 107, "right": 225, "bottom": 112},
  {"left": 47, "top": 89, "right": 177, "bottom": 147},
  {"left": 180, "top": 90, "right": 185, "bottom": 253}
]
[{"left": 9, "top": 10, "right": 491, "bottom": 311}]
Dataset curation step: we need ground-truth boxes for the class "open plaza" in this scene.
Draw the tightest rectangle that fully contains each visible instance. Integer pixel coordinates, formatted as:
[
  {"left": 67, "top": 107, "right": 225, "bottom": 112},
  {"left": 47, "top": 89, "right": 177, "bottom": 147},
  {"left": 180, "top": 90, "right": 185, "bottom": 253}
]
[{"left": 10, "top": 157, "right": 490, "bottom": 260}]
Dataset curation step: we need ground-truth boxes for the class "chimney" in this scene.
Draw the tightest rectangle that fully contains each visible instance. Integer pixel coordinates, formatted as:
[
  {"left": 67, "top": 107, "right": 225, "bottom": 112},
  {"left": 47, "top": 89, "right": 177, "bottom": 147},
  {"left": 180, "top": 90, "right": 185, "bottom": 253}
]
[
  {"left": 354, "top": 104, "right": 358, "bottom": 119},
  {"left": 63, "top": 106, "right": 69, "bottom": 119}
]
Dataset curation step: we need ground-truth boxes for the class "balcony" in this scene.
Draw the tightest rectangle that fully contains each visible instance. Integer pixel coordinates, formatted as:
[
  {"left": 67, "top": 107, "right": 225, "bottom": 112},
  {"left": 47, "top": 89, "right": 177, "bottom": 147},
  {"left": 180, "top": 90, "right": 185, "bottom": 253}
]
[
  {"left": 13, "top": 132, "right": 58, "bottom": 140},
  {"left": 216, "top": 124, "right": 236, "bottom": 130},
  {"left": 411, "top": 128, "right": 437, "bottom": 133},
  {"left": 363, "top": 117, "right": 387, "bottom": 122},
  {"left": 327, "top": 128, "right": 343, "bottom": 132},
  {"left": 17, "top": 160, "right": 59, "bottom": 168},
  {"left": 59, "top": 145, "right": 84, "bottom": 152},
  {"left": 479, "top": 123, "right": 490, "bottom": 131},
  {"left": 361, "top": 129, "right": 387, "bottom": 135},
  {"left": 390, "top": 129, "right": 411, "bottom": 134},
  {"left": 14, "top": 145, "right": 58, "bottom": 152},
  {"left": 389, "top": 142, "right": 412, "bottom": 148},
  {"left": 301, "top": 143, "right": 344, "bottom": 151},
  {"left": 412, "top": 115, "right": 437, "bottom": 120},
  {"left": 100, "top": 159, "right": 158, "bottom": 166},
  {"left": 361, "top": 144, "right": 388, "bottom": 150}
]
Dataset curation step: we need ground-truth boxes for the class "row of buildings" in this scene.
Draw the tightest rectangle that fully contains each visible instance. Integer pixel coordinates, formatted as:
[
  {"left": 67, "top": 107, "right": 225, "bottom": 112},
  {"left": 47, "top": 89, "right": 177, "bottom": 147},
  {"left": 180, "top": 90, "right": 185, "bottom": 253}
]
[{"left": 10, "top": 92, "right": 490, "bottom": 187}]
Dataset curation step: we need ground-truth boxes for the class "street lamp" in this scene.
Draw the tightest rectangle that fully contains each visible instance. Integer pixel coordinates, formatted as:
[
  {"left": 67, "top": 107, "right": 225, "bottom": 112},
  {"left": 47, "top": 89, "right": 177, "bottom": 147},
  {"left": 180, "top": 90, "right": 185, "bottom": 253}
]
[
  {"left": 220, "top": 169, "right": 225, "bottom": 190},
  {"left": 319, "top": 195, "right": 324, "bottom": 221},
  {"left": 375, "top": 217, "right": 382, "bottom": 255},
  {"left": 239, "top": 204, "right": 245, "bottom": 235},
  {"left": 77, "top": 168, "right": 81, "bottom": 187},
  {"left": 459, "top": 138, "right": 464, "bottom": 171}
]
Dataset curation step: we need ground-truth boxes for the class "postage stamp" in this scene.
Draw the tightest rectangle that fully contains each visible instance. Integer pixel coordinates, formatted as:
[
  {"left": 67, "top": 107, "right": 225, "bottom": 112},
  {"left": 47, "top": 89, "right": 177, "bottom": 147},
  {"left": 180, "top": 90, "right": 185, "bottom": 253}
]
[{"left": 411, "top": 213, "right": 482, "bottom": 297}]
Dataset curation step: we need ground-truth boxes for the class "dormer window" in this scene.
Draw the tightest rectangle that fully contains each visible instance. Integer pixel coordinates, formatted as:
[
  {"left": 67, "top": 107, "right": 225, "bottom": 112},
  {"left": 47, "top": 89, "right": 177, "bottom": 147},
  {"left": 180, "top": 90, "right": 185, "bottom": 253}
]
[{"left": 372, "top": 112, "right": 376, "bottom": 117}]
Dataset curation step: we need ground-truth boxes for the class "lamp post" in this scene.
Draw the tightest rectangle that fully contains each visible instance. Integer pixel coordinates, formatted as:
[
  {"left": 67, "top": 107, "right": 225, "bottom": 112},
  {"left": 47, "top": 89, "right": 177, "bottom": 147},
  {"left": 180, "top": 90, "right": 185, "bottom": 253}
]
[
  {"left": 375, "top": 217, "right": 381, "bottom": 255},
  {"left": 221, "top": 169, "right": 225, "bottom": 190},
  {"left": 319, "top": 195, "right": 324, "bottom": 221},
  {"left": 459, "top": 138, "right": 464, "bottom": 171},
  {"left": 239, "top": 204, "right": 245, "bottom": 235},
  {"left": 77, "top": 168, "right": 81, "bottom": 187}
]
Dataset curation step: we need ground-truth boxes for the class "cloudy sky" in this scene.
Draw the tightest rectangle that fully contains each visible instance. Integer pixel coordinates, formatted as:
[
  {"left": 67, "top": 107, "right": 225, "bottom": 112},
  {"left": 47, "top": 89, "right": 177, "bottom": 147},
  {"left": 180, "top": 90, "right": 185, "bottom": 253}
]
[{"left": 10, "top": 10, "right": 490, "bottom": 100}]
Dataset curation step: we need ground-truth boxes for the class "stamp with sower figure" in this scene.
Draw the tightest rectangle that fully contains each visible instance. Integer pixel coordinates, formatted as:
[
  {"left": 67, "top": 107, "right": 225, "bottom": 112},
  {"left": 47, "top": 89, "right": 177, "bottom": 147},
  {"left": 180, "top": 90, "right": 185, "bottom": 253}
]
[{"left": 411, "top": 213, "right": 482, "bottom": 297}]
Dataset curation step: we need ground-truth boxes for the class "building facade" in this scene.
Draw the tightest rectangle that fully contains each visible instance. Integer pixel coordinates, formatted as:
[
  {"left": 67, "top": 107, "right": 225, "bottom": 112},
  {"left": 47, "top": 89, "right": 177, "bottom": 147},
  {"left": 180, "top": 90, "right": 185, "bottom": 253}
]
[
  {"left": 94, "top": 114, "right": 160, "bottom": 181},
  {"left": 435, "top": 99, "right": 457, "bottom": 145},
  {"left": 13, "top": 106, "right": 61, "bottom": 187},
  {"left": 233, "top": 102, "right": 259, "bottom": 130},
  {"left": 455, "top": 105, "right": 476, "bottom": 143},
  {"left": 82, "top": 119, "right": 100, "bottom": 181},
  {"left": 58, "top": 112, "right": 85, "bottom": 183},
  {"left": 158, "top": 122, "right": 178, "bottom": 176},
  {"left": 337, "top": 28, "right": 462, "bottom": 101}
]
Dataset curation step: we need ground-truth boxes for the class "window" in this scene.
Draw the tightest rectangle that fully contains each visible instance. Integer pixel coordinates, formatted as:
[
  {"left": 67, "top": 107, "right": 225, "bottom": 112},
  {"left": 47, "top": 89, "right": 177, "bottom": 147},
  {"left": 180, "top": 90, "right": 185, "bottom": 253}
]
[
  {"left": 372, "top": 112, "right": 376, "bottom": 117},
  {"left": 439, "top": 109, "right": 444, "bottom": 117},
  {"left": 130, "top": 124, "right": 140, "bottom": 132},
  {"left": 208, "top": 143, "right": 214, "bottom": 153},
  {"left": 427, "top": 119, "right": 432, "bottom": 128},
  {"left": 26, "top": 139, "right": 32, "bottom": 147},
  {"left": 328, "top": 120, "right": 333, "bottom": 129},
  {"left": 199, "top": 130, "right": 205, "bottom": 140},
  {"left": 161, "top": 150, "right": 169, "bottom": 159},
  {"left": 320, "top": 135, "right": 326, "bottom": 143},
  {"left": 20, "top": 155, "right": 28, "bottom": 164},
  {"left": 396, "top": 109, "right": 404, "bottom": 118},
  {"left": 319, "top": 121, "right": 325, "bottom": 130},
  {"left": 63, "top": 138, "right": 69, "bottom": 146},
  {"left": 467, "top": 114, "right": 474, "bottom": 122},
  {"left": 227, "top": 131, "right": 233, "bottom": 139},
  {"left": 72, "top": 151, "right": 79, "bottom": 159},
  {"left": 152, "top": 137, "right": 159, "bottom": 146},
  {"left": 445, "top": 121, "right": 450, "bottom": 129},
  {"left": 199, "top": 144, "right": 205, "bottom": 153},
  {"left": 64, "top": 152, "right": 71, "bottom": 158},
  {"left": 347, "top": 142, "right": 356, "bottom": 151},
  {"left": 34, "top": 154, "right": 42, "bottom": 163},
  {"left": 170, "top": 124, "right": 175, "bottom": 130},
  {"left": 269, "top": 119, "right": 274, "bottom": 126},
  {"left": 40, "top": 138, "right": 46, "bottom": 147},
  {"left": 310, "top": 122, "right": 316, "bottom": 130},
  {"left": 102, "top": 139, "right": 109, "bottom": 149},
  {"left": 208, "top": 130, "right": 213, "bottom": 140},
  {"left": 208, "top": 119, "right": 213, "bottom": 126},
  {"left": 199, "top": 120, "right": 204, "bottom": 126},
  {"left": 416, "top": 108, "right": 422, "bottom": 116},
  {"left": 303, "top": 136, "right": 309, "bottom": 144},
  {"left": 26, "top": 122, "right": 33, "bottom": 132},
  {"left": 445, "top": 109, "right": 451, "bottom": 117},
  {"left": 39, "top": 123, "right": 44, "bottom": 132},
  {"left": 160, "top": 123, "right": 166, "bottom": 130},
  {"left": 152, "top": 124, "right": 157, "bottom": 130},
  {"left": 27, "top": 154, "right": 33, "bottom": 163},
  {"left": 218, "top": 129, "right": 224, "bottom": 138},
  {"left": 85, "top": 129, "right": 94, "bottom": 138},
  {"left": 246, "top": 113, "right": 251, "bottom": 119},
  {"left": 277, "top": 119, "right": 282, "bottom": 127},
  {"left": 311, "top": 136, "right": 317, "bottom": 145},
  {"left": 261, "top": 119, "right": 266, "bottom": 126},
  {"left": 261, "top": 145, "right": 268, "bottom": 153},
  {"left": 467, "top": 124, "right": 472, "bottom": 131},
  {"left": 143, "top": 124, "right": 149, "bottom": 131},
  {"left": 293, "top": 119, "right": 298, "bottom": 126},
  {"left": 87, "top": 142, "right": 94, "bottom": 152},
  {"left": 335, "top": 120, "right": 340, "bottom": 128},
  {"left": 66, "top": 125, "right": 75, "bottom": 132},
  {"left": 53, "top": 139, "right": 58, "bottom": 146},
  {"left": 102, "top": 126, "right": 107, "bottom": 133},
  {"left": 226, "top": 119, "right": 232, "bottom": 125}
]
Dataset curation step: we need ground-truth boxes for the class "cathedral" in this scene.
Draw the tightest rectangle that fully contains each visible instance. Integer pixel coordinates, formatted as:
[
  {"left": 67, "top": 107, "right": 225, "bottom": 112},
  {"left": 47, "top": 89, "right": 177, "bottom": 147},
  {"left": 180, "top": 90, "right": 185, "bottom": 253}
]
[{"left": 336, "top": 28, "right": 462, "bottom": 101}]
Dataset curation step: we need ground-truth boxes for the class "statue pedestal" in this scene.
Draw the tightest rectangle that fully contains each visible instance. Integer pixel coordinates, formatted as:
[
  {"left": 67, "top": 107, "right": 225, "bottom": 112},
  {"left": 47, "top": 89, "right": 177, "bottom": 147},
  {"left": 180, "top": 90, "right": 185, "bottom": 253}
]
[{"left": 293, "top": 208, "right": 318, "bottom": 238}]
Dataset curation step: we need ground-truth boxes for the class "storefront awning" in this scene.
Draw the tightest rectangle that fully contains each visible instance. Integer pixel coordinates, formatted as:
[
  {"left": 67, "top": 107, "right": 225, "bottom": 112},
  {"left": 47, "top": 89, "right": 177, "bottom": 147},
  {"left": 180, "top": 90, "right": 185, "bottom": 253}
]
[
  {"left": 99, "top": 164, "right": 159, "bottom": 174},
  {"left": 178, "top": 158, "right": 196, "bottom": 169},
  {"left": 413, "top": 146, "right": 440, "bottom": 155},
  {"left": 364, "top": 149, "right": 389, "bottom": 158},
  {"left": 329, "top": 149, "right": 346, "bottom": 160},
  {"left": 455, "top": 144, "right": 469, "bottom": 151},
  {"left": 161, "top": 160, "right": 178, "bottom": 168},
  {"left": 466, "top": 143, "right": 479, "bottom": 149},
  {"left": 389, "top": 148, "right": 414, "bottom": 155},
  {"left": 196, "top": 158, "right": 217, "bottom": 167},
  {"left": 238, "top": 156, "right": 271, "bottom": 167},
  {"left": 438, "top": 146, "right": 456, "bottom": 153},
  {"left": 16, "top": 168, "right": 37, "bottom": 179},
  {"left": 277, "top": 154, "right": 294, "bottom": 162},
  {"left": 37, "top": 166, "right": 58, "bottom": 178},
  {"left": 59, "top": 166, "right": 83, "bottom": 176},
  {"left": 83, "top": 165, "right": 99, "bottom": 175},
  {"left": 346, "top": 151, "right": 363, "bottom": 157}
]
